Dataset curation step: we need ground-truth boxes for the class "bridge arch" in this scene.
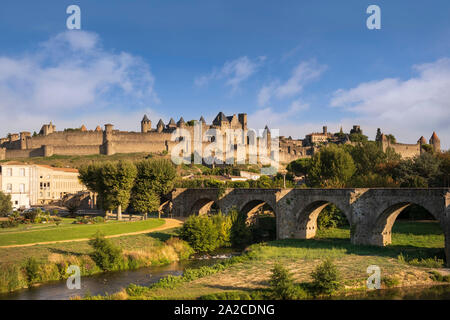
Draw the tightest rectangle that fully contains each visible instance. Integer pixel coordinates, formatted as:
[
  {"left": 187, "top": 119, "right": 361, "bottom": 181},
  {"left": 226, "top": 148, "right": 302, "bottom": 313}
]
[
  {"left": 295, "top": 200, "right": 351, "bottom": 239},
  {"left": 239, "top": 199, "right": 277, "bottom": 241},
  {"left": 190, "top": 198, "right": 220, "bottom": 216},
  {"left": 370, "top": 201, "right": 445, "bottom": 246},
  {"left": 240, "top": 200, "right": 275, "bottom": 221}
]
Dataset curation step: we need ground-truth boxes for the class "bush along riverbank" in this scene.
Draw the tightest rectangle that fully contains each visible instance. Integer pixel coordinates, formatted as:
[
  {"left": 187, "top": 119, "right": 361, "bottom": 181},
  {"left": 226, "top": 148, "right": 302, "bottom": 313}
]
[{"left": 0, "top": 233, "right": 193, "bottom": 294}]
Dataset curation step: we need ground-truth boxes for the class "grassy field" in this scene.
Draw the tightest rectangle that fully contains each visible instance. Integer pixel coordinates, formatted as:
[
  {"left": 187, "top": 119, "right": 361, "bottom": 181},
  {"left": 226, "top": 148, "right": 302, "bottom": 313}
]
[
  {"left": 118, "top": 220, "right": 447, "bottom": 300},
  {"left": 0, "top": 227, "right": 180, "bottom": 265},
  {"left": 0, "top": 219, "right": 165, "bottom": 246}
]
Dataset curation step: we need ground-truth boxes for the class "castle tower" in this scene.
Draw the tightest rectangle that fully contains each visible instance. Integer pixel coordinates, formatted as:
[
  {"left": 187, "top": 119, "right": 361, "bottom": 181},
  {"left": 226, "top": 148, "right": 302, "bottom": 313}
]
[
  {"left": 238, "top": 113, "right": 247, "bottom": 130},
  {"left": 323, "top": 126, "right": 328, "bottom": 135},
  {"left": 199, "top": 116, "right": 206, "bottom": 124},
  {"left": 213, "top": 112, "right": 229, "bottom": 128},
  {"left": 103, "top": 124, "right": 114, "bottom": 155},
  {"left": 20, "top": 132, "right": 30, "bottom": 150},
  {"left": 177, "top": 117, "right": 186, "bottom": 128},
  {"left": 429, "top": 132, "right": 441, "bottom": 153},
  {"left": 141, "top": 115, "right": 152, "bottom": 133},
  {"left": 81, "top": 125, "right": 87, "bottom": 132},
  {"left": 167, "top": 118, "right": 177, "bottom": 129},
  {"left": 418, "top": 136, "right": 427, "bottom": 154},
  {"left": 95, "top": 125, "right": 102, "bottom": 132},
  {"left": 156, "top": 119, "right": 165, "bottom": 133}
]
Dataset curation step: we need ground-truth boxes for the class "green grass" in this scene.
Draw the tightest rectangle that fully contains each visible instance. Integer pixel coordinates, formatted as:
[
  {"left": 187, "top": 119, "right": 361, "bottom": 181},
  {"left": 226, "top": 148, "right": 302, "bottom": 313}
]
[
  {"left": 0, "top": 153, "right": 167, "bottom": 169},
  {"left": 0, "top": 218, "right": 76, "bottom": 233},
  {"left": 107, "top": 221, "right": 446, "bottom": 300},
  {"left": 0, "top": 219, "right": 165, "bottom": 246}
]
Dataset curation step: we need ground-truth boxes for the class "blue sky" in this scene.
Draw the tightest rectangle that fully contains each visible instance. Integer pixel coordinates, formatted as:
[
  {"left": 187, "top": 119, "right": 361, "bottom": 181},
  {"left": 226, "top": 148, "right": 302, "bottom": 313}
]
[{"left": 0, "top": 0, "right": 449, "bottom": 147}]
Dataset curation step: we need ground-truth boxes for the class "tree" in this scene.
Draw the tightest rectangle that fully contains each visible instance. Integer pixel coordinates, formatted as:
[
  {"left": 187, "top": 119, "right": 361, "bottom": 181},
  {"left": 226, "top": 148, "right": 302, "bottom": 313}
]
[
  {"left": 269, "top": 264, "right": 301, "bottom": 300},
  {"left": 0, "top": 191, "right": 13, "bottom": 217},
  {"left": 286, "top": 158, "right": 311, "bottom": 177},
  {"left": 385, "top": 134, "right": 396, "bottom": 144},
  {"left": 375, "top": 128, "right": 382, "bottom": 142},
  {"left": 310, "top": 258, "right": 341, "bottom": 295},
  {"left": 392, "top": 153, "right": 442, "bottom": 187},
  {"left": 349, "top": 141, "right": 400, "bottom": 176},
  {"left": 308, "top": 144, "right": 356, "bottom": 188},
  {"left": 348, "top": 133, "right": 368, "bottom": 143},
  {"left": 143, "top": 159, "right": 177, "bottom": 197},
  {"left": 130, "top": 160, "right": 161, "bottom": 219},
  {"left": 100, "top": 161, "right": 137, "bottom": 220}
]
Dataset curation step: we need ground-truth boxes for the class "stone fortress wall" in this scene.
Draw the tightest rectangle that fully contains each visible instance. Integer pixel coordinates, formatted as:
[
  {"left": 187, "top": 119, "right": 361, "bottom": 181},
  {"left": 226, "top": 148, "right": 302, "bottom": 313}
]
[{"left": 0, "top": 112, "right": 442, "bottom": 164}]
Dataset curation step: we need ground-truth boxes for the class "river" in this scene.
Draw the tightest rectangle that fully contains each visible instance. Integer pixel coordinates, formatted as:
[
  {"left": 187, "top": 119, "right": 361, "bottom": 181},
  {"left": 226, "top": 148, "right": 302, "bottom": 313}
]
[
  {"left": 0, "top": 257, "right": 224, "bottom": 300},
  {"left": 1, "top": 256, "right": 450, "bottom": 300}
]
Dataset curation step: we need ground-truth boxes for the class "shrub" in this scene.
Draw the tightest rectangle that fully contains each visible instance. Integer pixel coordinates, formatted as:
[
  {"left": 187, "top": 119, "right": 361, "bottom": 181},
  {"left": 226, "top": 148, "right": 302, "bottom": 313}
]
[
  {"left": 1, "top": 219, "right": 19, "bottom": 229},
  {"left": 310, "top": 258, "right": 341, "bottom": 295},
  {"left": 429, "top": 271, "right": 450, "bottom": 282},
  {"left": 23, "top": 209, "right": 40, "bottom": 223},
  {"left": 269, "top": 264, "right": 307, "bottom": 300},
  {"left": 0, "top": 264, "right": 23, "bottom": 293},
  {"left": 88, "top": 233, "right": 124, "bottom": 271},
  {"left": 179, "top": 215, "right": 221, "bottom": 252},
  {"left": 0, "top": 191, "right": 13, "bottom": 217},
  {"left": 381, "top": 276, "right": 400, "bottom": 288},
  {"left": 24, "top": 258, "right": 41, "bottom": 284},
  {"left": 92, "top": 216, "right": 105, "bottom": 224}
]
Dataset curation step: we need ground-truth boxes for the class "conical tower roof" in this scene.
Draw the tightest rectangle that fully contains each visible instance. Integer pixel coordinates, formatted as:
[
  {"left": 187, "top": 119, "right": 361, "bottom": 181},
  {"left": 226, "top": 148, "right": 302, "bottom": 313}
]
[
  {"left": 418, "top": 136, "right": 427, "bottom": 144},
  {"left": 213, "top": 112, "right": 229, "bottom": 125},
  {"left": 142, "top": 114, "right": 150, "bottom": 122},
  {"left": 95, "top": 125, "right": 102, "bottom": 132},
  {"left": 168, "top": 118, "right": 176, "bottom": 126},
  {"left": 80, "top": 125, "right": 87, "bottom": 131},
  {"left": 177, "top": 117, "right": 185, "bottom": 126},
  {"left": 430, "top": 131, "right": 440, "bottom": 142},
  {"left": 157, "top": 119, "right": 165, "bottom": 127},
  {"left": 199, "top": 116, "right": 206, "bottom": 123}
]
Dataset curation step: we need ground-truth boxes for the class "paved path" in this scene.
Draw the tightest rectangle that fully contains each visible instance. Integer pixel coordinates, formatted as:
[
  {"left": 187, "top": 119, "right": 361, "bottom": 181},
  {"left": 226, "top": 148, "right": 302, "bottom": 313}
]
[{"left": 0, "top": 218, "right": 183, "bottom": 249}]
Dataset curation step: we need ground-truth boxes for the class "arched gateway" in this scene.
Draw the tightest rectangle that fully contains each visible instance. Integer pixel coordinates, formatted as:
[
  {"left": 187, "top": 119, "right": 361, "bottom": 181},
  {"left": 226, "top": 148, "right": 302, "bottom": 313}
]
[{"left": 171, "top": 188, "right": 450, "bottom": 266}]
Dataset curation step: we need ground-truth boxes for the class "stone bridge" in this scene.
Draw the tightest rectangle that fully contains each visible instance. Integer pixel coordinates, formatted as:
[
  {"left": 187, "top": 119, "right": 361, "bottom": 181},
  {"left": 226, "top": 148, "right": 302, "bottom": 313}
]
[{"left": 171, "top": 188, "right": 450, "bottom": 266}]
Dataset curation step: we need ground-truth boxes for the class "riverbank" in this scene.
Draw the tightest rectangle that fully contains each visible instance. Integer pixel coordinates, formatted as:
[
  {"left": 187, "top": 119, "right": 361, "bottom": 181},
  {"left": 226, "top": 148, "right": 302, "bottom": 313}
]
[
  {"left": 90, "top": 221, "right": 450, "bottom": 300},
  {"left": 0, "top": 225, "right": 192, "bottom": 294}
]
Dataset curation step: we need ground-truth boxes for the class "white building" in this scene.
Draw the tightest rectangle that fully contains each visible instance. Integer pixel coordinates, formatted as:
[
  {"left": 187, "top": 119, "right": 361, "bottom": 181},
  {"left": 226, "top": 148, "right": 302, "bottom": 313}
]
[
  {"left": 0, "top": 162, "right": 86, "bottom": 209},
  {"left": 0, "top": 162, "right": 38, "bottom": 210}
]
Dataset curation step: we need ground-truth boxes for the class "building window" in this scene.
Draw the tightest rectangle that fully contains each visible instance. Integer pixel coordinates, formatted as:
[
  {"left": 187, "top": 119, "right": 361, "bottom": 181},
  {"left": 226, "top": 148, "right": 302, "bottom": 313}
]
[
  {"left": 19, "top": 168, "right": 25, "bottom": 177},
  {"left": 6, "top": 184, "right": 12, "bottom": 192},
  {"left": 7, "top": 168, "right": 12, "bottom": 176},
  {"left": 19, "top": 184, "right": 25, "bottom": 193}
]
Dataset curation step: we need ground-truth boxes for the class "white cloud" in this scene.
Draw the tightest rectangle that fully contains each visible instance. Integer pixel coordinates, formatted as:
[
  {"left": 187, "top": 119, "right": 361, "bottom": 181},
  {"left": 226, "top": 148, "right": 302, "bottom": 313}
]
[
  {"left": 248, "top": 99, "right": 309, "bottom": 135},
  {"left": 257, "top": 60, "right": 327, "bottom": 107},
  {"left": 330, "top": 58, "right": 450, "bottom": 148},
  {"left": 0, "top": 31, "right": 159, "bottom": 137},
  {"left": 195, "top": 56, "right": 265, "bottom": 93}
]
